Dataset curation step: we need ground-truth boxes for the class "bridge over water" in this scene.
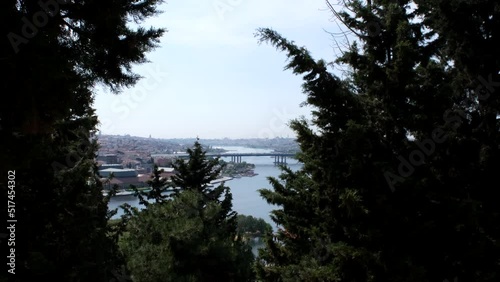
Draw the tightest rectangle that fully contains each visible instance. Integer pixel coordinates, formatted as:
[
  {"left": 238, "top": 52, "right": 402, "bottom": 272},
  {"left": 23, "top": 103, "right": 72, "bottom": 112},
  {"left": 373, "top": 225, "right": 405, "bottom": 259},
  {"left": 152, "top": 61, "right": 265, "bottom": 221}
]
[{"left": 152, "top": 152, "right": 297, "bottom": 165}]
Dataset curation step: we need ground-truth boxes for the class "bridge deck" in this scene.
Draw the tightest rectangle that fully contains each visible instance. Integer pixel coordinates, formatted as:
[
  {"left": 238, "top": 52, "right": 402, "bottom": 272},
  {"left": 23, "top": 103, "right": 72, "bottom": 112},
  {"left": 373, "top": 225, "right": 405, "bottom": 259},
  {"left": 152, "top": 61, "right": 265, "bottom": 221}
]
[
  {"left": 205, "top": 153, "right": 296, "bottom": 157},
  {"left": 152, "top": 153, "right": 297, "bottom": 158}
]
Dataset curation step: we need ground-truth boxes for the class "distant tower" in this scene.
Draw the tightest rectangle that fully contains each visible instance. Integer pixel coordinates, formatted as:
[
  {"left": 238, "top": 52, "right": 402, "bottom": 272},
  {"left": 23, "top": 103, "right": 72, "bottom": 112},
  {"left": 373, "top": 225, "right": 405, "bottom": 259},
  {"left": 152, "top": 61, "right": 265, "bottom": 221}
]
[{"left": 149, "top": 134, "right": 151, "bottom": 138}]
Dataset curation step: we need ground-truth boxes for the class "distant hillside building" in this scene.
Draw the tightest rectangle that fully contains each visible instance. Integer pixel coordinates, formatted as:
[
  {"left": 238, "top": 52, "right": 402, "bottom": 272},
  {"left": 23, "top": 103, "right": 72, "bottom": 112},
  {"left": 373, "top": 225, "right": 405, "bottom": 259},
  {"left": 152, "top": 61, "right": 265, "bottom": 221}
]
[
  {"left": 99, "top": 168, "right": 141, "bottom": 190},
  {"left": 99, "top": 168, "right": 137, "bottom": 178},
  {"left": 99, "top": 167, "right": 176, "bottom": 190},
  {"left": 98, "top": 164, "right": 123, "bottom": 170},
  {"left": 156, "top": 157, "right": 173, "bottom": 167},
  {"left": 142, "top": 163, "right": 154, "bottom": 173},
  {"left": 97, "top": 154, "right": 119, "bottom": 164}
]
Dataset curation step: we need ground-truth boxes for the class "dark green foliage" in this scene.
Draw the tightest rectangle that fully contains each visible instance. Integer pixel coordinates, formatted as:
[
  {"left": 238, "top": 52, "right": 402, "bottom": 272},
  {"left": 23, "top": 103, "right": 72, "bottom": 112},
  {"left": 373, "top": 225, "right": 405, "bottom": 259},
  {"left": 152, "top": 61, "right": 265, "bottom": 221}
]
[
  {"left": 219, "top": 160, "right": 256, "bottom": 177},
  {"left": 120, "top": 141, "right": 255, "bottom": 281},
  {"left": 236, "top": 214, "right": 272, "bottom": 236},
  {"left": 1, "top": 0, "right": 164, "bottom": 280},
  {"left": 171, "top": 139, "right": 224, "bottom": 194},
  {"left": 120, "top": 190, "right": 255, "bottom": 282},
  {"left": 135, "top": 164, "right": 171, "bottom": 206},
  {"left": 3, "top": 115, "right": 127, "bottom": 282},
  {"left": 1, "top": 0, "right": 165, "bottom": 135},
  {"left": 170, "top": 140, "right": 240, "bottom": 232},
  {"left": 256, "top": 1, "right": 500, "bottom": 281}
]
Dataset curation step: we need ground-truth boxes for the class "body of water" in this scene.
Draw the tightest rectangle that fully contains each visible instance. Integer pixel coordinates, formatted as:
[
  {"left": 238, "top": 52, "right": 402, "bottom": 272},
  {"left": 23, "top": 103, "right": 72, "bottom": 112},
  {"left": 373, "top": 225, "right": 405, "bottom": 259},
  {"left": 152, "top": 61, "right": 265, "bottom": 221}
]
[
  {"left": 108, "top": 146, "right": 300, "bottom": 225},
  {"left": 107, "top": 146, "right": 301, "bottom": 255}
]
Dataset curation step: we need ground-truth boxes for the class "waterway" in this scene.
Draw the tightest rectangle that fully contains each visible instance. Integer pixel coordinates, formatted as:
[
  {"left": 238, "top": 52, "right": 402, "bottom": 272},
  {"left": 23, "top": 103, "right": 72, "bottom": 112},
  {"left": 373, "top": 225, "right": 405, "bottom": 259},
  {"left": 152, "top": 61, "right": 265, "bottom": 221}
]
[{"left": 107, "top": 146, "right": 302, "bottom": 255}]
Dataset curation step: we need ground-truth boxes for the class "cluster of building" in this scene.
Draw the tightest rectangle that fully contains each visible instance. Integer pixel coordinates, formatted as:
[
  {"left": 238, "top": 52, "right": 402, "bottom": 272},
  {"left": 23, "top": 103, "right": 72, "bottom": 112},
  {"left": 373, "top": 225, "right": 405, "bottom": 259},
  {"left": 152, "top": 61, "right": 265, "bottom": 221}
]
[
  {"left": 97, "top": 153, "right": 176, "bottom": 190},
  {"left": 95, "top": 135, "right": 287, "bottom": 192},
  {"left": 95, "top": 135, "right": 188, "bottom": 192}
]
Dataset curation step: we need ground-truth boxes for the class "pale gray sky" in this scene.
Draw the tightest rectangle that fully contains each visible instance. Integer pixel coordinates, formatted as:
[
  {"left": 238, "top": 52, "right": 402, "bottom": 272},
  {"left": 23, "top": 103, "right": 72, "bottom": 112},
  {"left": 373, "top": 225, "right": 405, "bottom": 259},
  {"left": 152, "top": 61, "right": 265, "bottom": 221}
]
[{"left": 94, "top": 0, "right": 344, "bottom": 139}]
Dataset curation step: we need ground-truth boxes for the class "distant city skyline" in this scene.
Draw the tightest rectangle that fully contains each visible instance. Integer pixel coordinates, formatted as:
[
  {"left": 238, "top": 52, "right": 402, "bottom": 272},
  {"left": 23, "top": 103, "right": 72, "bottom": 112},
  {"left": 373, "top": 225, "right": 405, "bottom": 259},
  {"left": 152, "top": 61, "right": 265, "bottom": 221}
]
[
  {"left": 107, "top": 133, "right": 297, "bottom": 140},
  {"left": 98, "top": 132, "right": 295, "bottom": 141},
  {"left": 93, "top": 0, "right": 343, "bottom": 139}
]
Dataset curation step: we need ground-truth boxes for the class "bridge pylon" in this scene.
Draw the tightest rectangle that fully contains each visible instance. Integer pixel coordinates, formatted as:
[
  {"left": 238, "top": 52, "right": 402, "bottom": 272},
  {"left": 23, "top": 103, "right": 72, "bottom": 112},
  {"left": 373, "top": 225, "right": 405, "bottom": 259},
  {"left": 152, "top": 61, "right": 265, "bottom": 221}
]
[
  {"left": 274, "top": 155, "right": 287, "bottom": 166},
  {"left": 230, "top": 155, "right": 242, "bottom": 163}
]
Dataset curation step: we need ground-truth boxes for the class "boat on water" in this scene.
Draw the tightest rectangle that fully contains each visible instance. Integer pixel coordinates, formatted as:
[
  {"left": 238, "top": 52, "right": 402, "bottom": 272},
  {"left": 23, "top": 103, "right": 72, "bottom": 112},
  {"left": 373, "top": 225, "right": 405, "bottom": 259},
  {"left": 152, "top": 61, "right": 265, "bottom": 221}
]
[
  {"left": 102, "top": 190, "right": 135, "bottom": 197},
  {"left": 210, "top": 176, "right": 234, "bottom": 184},
  {"left": 102, "top": 188, "right": 151, "bottom": 197},
  {"left": 115, "top": 191, "right": 135, "bottom": 196}
]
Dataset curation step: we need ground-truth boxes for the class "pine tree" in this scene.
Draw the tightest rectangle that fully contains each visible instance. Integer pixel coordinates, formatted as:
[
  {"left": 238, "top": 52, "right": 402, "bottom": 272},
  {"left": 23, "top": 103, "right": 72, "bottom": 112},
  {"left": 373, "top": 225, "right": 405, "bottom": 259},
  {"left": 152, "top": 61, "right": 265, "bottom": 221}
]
[
  {"left": 120, "top": 190, "right": 255, "bottom": 282},
  {"left": 171, "top": 139, "right": 223, "bottom": 194},
  {"left": 171, "top": 139, "right": 239, "bottom": 238},
  {"left": 135, "top": 164, "right": 170, "bottom": 206},
  {"left": 255, "top": 1, "right": 500, "bottom": 281},
  {"left": 1, "top": 0, "right": 164, "bottom": 280},
  {"left": 120, "top": 141, "right": 254, "bottom": 281}
]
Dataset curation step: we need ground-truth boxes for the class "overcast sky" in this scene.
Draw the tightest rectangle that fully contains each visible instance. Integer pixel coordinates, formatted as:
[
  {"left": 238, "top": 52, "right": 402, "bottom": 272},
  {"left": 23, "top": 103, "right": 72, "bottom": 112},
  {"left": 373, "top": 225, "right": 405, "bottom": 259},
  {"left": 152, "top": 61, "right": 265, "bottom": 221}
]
[{"left": 94, "top": 0, "right": 344, "bottom": 139}]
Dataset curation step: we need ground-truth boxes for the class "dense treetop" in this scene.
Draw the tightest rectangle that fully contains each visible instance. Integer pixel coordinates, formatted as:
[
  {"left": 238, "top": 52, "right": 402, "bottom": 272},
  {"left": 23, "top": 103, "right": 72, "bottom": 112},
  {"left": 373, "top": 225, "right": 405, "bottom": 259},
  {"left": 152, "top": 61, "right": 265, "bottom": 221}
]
[{"left": 256, "top": 1, "right": 500, "bottom": 281}]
